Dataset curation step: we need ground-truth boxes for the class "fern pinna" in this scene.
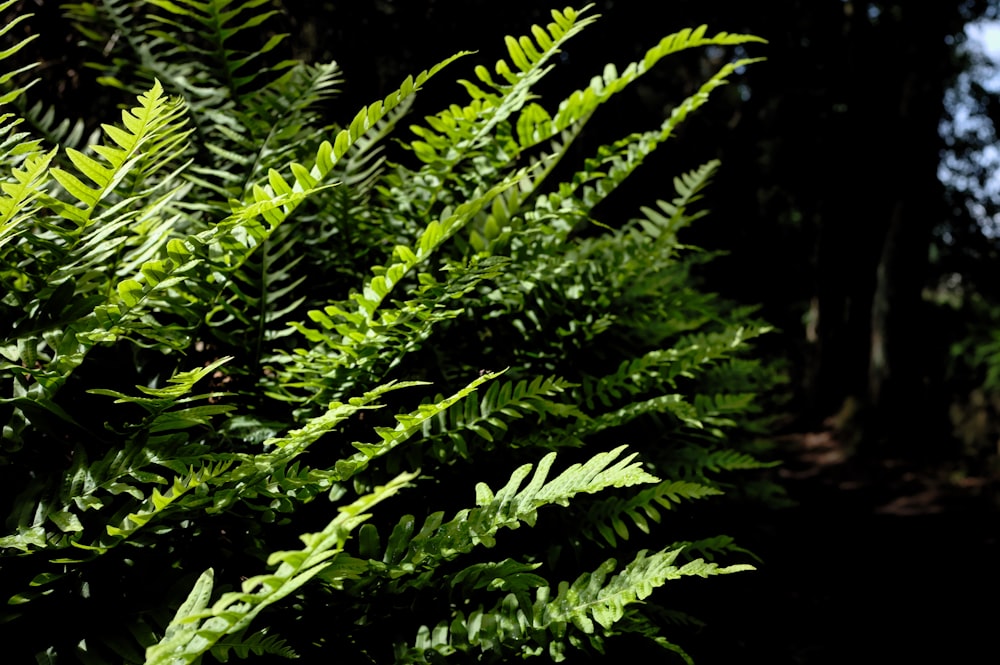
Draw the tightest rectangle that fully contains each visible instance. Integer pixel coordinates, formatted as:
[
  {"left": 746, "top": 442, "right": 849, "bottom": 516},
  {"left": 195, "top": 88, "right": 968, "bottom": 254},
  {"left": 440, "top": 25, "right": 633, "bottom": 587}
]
[{"left": 0, "top": 2, "right": 778, "bottom": 663}]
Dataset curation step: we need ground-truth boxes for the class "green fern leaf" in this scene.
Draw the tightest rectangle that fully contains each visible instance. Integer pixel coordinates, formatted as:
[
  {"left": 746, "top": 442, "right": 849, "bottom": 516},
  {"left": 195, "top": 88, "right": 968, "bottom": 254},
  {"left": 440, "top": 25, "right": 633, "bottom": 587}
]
[
  {"left": 0, "top": 147, "right": 55, "bottom": 249},
  {"left": 585, "top": 480, "right": 723, "bottom": 547},
  {"left": 49, "top": 79, "right": 190, "bottom": 224},
  {"left": 370, "top": 446, "right": 658, "bottom": 579},
  {"left": 535, "top": 548, "right": 752, "bottom": 634},
  {"left": 145, "top": 471, "right": 416, "bottom": 665},
  {"left": 210, "top": 629, "right": 299, "bottom": 662}
]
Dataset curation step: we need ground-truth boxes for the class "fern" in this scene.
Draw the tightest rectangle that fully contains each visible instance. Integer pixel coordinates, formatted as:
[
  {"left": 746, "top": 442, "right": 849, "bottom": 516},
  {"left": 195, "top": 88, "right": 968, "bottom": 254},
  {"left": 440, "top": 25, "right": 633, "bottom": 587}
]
[
  {"left": 0, "top": 3, "right": 776, "bottom": 663},
  {"left": 0, "top": 357, "right": 234, "bottom": 555},
  {"left": 145, "top": 472, "right": 416, "bottom": 665},
  {"left": 584, "top": 479, "right": 724, "bottom": 548},
  {"left": 398, "top": 548, "right": 751, "bottom": 663},
  {"left": 210, "top": 629, "right": 299, "bottom": 662},
  {"left": 416, "top": 374, "right": 585, "bottom": 461},
  {"left": 374, "top": 445, "right": 658, "bottom": 575},
  {"left": 46, "top": 79, "right": 190, "bottom": 224}
]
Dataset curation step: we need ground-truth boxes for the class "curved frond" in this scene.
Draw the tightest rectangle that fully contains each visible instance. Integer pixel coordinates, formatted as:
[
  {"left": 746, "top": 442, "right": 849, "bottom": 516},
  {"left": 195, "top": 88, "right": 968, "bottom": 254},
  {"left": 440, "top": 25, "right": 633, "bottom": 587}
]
[
  {"left": 210, "top": 629, "right": 299, "bottom": 662},
  {"left": 535, "top": 549, "right": 752, "bottom": 635},
  {"left": 358, "top": 445, "right": 658, "bottom": 583},
  {"left": 145, "top": 472, "right": 416, "bottom": 665},
  {"left": 584, "top": 480, "right": 724, "bottom": 548},
  {"left": 48, "top": 79, "right": 191, "bottom": 225},
  {"left": 0, "top": 148, "right": 55, "bottom": 250},
  {"left": 0, "top": 357, "right": 234, "bottom": 556},
  {"left": 412, "top": 5, "right": 599, "bottom": 173},
  {"left": 398, "top": 547, "right": 752, "bottom": 662},
  {"left": 417, "top": 374, "right": 584, "bottom": 461},
  {"left": 532, "top": 58, "right": 762, "bottom": 244}
]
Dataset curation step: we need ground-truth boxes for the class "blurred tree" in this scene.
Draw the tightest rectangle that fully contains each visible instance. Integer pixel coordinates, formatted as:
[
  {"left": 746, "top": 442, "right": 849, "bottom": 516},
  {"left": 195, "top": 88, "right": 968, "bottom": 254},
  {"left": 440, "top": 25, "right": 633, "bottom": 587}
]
[{"left": 685, "top": 0, "right": 996, "bottom": 458}]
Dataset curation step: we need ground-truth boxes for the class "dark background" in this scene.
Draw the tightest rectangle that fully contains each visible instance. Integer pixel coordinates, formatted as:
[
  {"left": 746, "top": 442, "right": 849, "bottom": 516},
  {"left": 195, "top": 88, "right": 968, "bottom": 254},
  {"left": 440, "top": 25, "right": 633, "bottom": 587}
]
[{"left": 11, "top": 1, "right": 1000, "bottom": 662}]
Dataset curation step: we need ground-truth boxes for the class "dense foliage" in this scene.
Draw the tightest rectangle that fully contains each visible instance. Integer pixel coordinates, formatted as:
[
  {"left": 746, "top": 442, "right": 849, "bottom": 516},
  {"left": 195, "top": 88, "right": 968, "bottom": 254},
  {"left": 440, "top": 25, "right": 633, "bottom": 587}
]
[{"left": 0, "top": 1, "right": 777, "bottom": 662}]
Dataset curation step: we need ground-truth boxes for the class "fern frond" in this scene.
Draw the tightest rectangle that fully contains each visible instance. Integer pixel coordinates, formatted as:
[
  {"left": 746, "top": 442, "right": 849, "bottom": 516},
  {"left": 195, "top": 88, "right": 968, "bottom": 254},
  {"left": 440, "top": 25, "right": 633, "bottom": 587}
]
[
  {"left": 201, "top": 374, "right": 500, "bottom": 517},
  {"left": 0, "top": 1, "right": 39, "bottom": 106},
  {"left": 401, "top": 6, "right": 600, "bottom": 231},
  {"left": 613, "top": 610, "right": 696, "bottom": 665},
  {"left": 280, "top": 174, "right": 528, "bottom": 407},
  {"left": 411, "top": 5, "right": 598, "bottom": 175},
  {"left": 188, "top": 60, "right": 344, "bottom": 203},
  {"left": 101, "top": 460, "right": 233, "bottom": 543},
  {"left": 584, "top": 480, "right": 723, "bottom": 547},
  {"left": 535, "top": 548, "right": 752, "bottom": 634},
  {"left": 15, "top": 99, "right": 93, "bottom": 152},
  {"left": 533, "top": 57, "right": 762, "bottom": 241},
  {"left": 448, "top": 558, "right": 548, "bottom": 597},
  {"left": 209, "top": 628, "right": 299, "bottom": 662},
  {"left": 62, "top": 0, "right": 169, "bottom": 92},
  {"left": 401, "top": 547, "right": 751, "bottom": 662},
  {"left": 0, "top": 0, "right": 46, "bottom": 250},
  {"left": 0, "top": 147, "right": 55, "bottom": 250},
  {"left": 670, "top": 446, "right": 776, "bottom": 480},
  {"left": 585, "top": 393, "right": 703, "bottom": 433},
  {"left": 339, "top": 371, "right": 503, "bottom": 480},
  {"left": 146, "top": 0, "right": 292, "bottom": 99},
  {"left": 550, "top": 27, "right": 765, "bottom": 133},
  {"left": 0, "top": 357, "right": 234, "bottom": 555},
  {"left": 361, "top": 446, "right": 657, "bottom": 583},
  {"left": 183, "top": 51, "right": 467, "bottom": 266},
  {"left": 145, "top": 471, "right": 417, "bottom": 665},
  {"left": 672, "top": 534, "right": 760, "bottom": 563},
  {"left": 418, "top": 374, "right": 584, "bottom": 461},
  {"left": 579, "top": 324, "right": 771, "bottom": 410},
  {"left": 47, "top": 79, "right": 190, "bottom": 225},
  {"left": 636, "top": 159, "right": 721, "bottom": 241},
  {"left": 290, "top": 196, "right": 480, "bottom": 345},
  {"left": 76, "top": 236, "right": 200, "bottom": 348}
]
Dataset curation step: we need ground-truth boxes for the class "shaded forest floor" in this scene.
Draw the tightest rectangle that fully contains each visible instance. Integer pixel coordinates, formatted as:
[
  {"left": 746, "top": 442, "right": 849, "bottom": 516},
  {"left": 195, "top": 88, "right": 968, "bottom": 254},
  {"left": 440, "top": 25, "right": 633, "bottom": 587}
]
[{"left": 685, "top": 428, "right": 1000, "bottom": 664}]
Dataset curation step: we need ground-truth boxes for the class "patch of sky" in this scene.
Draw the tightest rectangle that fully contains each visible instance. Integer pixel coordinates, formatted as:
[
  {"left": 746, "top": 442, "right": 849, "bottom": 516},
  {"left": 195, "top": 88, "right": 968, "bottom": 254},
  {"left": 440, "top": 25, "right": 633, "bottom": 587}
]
[{"left": 939, "top": 16, "right": 1000, "bottom": 238}]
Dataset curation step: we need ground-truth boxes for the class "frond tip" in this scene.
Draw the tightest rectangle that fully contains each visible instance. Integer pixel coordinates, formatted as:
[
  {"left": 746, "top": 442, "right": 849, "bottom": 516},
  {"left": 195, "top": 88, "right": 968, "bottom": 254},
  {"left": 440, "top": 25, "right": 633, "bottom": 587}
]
[
  {"left": 145, "top": 471, "right": 417, "bottom": 665},
  {"left": 49, "top": 79, "right": 190, "bottom": 223},
  {"left": 402, "top": 547, "right": 753, "bottom": 661},
  {"left": 536, "top": 548, "right": 754, "bottom": 634}
]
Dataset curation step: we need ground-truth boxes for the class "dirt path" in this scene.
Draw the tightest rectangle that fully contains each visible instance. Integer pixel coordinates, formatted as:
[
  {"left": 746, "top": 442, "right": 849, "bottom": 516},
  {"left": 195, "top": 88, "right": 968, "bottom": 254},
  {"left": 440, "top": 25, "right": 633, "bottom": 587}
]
[{"left": 684, "top": 430, "right": 1000, "bottom": 664}]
